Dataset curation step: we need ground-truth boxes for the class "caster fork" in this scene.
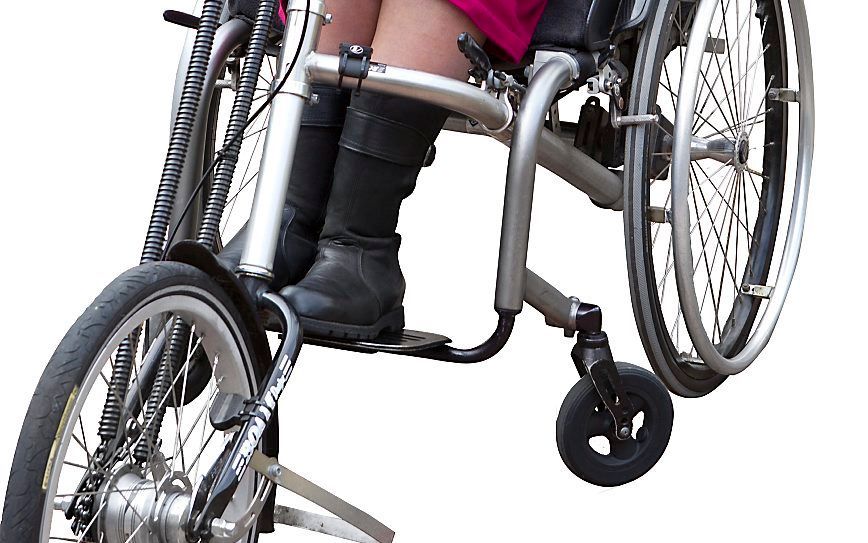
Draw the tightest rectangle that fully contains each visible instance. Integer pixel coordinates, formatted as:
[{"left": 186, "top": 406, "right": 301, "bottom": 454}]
[{"left": 570, "top": 303, "right": 637, "bottom": 441}]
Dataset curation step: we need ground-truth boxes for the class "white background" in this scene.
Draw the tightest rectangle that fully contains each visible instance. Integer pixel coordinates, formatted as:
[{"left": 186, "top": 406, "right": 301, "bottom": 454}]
[{"left": 0, "top": 1, "right": 865, "bottom": 541}]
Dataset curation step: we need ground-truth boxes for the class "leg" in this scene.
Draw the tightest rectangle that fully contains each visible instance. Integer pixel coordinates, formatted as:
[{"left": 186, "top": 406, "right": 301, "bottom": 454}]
[
  {"left": 317, "top": 0, "right": 381, "bottom": 53},
  {"left": 282, "top": 1, "right": 487, "bottom": 338},
  {"left": 372, "top": 0, "right": 483, "bottom": 79}
]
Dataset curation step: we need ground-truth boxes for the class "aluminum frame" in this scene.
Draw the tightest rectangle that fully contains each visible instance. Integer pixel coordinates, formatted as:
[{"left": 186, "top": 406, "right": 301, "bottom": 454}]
[{"left": 174, "top": 0, "right": 627, "bottom": 334}]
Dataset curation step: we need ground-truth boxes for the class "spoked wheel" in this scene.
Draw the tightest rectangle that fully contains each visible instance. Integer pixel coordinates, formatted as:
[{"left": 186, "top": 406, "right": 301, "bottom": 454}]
[
  {"left": 556, "top": 363, "right": 674, "bottom": 487},
  {"left": 624, "top": 0, "right": 813, "bottom": 395},
  {"left": 0, "top": 263, "right": 266, "bottom": 543}
]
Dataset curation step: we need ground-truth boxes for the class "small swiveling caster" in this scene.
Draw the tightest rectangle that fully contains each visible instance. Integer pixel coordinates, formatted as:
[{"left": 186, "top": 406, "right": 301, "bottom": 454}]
[{"left": 555, "top": 303, "right": 674, "bottom": 487}]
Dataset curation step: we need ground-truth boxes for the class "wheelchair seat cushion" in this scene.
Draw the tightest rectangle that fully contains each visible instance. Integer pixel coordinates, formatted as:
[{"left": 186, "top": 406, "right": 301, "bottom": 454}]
[{"left": 531, "top": 0, "right": 635, "bottom": 52}]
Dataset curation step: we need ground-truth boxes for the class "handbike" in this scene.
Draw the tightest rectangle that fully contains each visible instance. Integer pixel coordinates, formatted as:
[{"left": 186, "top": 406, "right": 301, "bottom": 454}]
[{"left": 0, "top": 0, "right": 813, "bottom": 541}]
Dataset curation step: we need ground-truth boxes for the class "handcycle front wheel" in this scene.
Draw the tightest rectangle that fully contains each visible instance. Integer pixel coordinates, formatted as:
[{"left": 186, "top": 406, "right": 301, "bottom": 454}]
[
  {"left": 0, "top": 262, "right": 265, "bottom": 543},
  {"left": 624, "top": 0, "right": 813, "bottom": 395}
]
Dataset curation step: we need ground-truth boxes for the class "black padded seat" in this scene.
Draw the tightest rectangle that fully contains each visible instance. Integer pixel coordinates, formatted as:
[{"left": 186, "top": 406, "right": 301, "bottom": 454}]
[{"left": 530, "top": 0, "right": 636, "bottom": 53}]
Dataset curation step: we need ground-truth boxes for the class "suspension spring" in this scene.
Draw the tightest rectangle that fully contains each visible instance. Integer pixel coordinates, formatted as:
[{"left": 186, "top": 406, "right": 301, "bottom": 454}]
[
  {"left": 134, "top": 318, "right": 192, "bottom": 463},
  {"left": 197, "top": 0, "right": 280, "bottom": 248},
  {"left": 98, "top": 330, "right": 139, "bottom": 441},
  {"left": 141, "top": 0, "right": 224, "bottom": 263}
]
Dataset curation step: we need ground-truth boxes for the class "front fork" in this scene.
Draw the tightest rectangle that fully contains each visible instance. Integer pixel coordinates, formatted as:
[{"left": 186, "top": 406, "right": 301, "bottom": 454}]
[
  {"left": 569, "top": 304, "right": 637, "bottom": 440},
  {"left": 187, "top": 291, "right": 303, "bottom": 539}
]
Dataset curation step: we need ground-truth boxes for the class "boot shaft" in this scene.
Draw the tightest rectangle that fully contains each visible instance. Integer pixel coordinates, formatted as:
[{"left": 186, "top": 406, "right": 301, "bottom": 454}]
[
  {"left": 219, "top": 84, "right": 350, "bottom": 286},
  {"left": 285, "top": 84, "right": 351, "bottom": 236},
  {"left": 321, "top": 92, "right": 450, "bottom": 241}
]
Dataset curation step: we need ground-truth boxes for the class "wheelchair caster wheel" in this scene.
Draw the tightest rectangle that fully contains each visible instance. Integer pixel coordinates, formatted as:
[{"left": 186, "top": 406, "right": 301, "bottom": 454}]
[{"left": 556, "top": 362, "right": 673, "bottom": 486}]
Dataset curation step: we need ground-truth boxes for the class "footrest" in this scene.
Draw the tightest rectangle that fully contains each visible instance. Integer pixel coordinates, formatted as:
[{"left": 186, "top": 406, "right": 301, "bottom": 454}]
[{"left": 307, "top": 329, "right": 451, "bottom": 354}]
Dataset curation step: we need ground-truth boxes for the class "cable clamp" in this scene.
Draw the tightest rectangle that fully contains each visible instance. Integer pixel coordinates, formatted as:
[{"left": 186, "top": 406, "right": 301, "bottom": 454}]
[{"left": 338, "top": 43, "right": 374, "bottom": 95}]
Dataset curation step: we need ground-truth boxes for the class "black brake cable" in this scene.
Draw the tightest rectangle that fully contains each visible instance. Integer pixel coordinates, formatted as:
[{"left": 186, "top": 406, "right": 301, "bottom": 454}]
[{"left": 161, "top": 0, "right": 312, "bottom": 260}]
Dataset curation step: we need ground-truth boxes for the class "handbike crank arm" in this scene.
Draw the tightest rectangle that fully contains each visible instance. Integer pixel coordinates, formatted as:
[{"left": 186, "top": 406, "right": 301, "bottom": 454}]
[{"left": 188, "top": 292, "right": 302, "bottom": 539}]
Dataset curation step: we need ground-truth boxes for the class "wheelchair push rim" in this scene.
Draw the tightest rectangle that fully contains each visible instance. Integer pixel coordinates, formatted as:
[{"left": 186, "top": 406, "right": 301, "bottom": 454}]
[{"left": 670, "top": 0, "right": 814, "bottom": 375}]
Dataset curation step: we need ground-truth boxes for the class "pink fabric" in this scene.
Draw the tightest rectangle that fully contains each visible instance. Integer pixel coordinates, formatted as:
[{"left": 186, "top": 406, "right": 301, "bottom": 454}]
[
  {"left": 279, "top": 0, "right": 546, "bottom": 63},
  {"left": 447, "top": 0, "right": 548, "bottom": 63}
]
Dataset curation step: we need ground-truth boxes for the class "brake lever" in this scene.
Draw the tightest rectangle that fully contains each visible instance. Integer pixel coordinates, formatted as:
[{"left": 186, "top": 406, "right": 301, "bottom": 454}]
[{"left": 457, "top": 32, "right": 493, "bottom": 82}]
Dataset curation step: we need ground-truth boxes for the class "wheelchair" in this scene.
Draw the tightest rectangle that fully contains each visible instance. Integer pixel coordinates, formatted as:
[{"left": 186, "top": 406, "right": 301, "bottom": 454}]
[{"left": 0, "top": 0, "right": 813, "bottom": 542}]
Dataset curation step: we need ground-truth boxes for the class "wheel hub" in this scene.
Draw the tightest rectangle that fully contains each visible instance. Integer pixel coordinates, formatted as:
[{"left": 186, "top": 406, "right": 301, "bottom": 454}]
[
  {"left": 734, "top": 133, "right": 751, "bottom": 169},
  {"left": 97, "top": 464, "right": 193, "bottom": 543}
]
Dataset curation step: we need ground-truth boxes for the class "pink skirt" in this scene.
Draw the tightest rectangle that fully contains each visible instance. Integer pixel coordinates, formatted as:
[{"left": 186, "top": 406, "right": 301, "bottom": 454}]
[
  {"left": 280, "top": 0, "right": 547, "bottom": 63},
  {"left": 447, "top": 0, "right": 548, "bottom": 62}
]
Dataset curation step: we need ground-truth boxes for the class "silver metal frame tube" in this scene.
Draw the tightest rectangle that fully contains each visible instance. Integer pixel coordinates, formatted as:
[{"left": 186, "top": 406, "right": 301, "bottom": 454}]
[
  {"left": 537, "top": 129, "right": 623, "bottom": 209},
  {"left": 306, "top": 53, "right": 513, "bottom": 132},
  {"left": 237, "top": 0, "right": 326, "bottom": 279},
  {"left": 524, "top": 269, "right": 578, "bottom": 330},
  {"left": 493, "top": 57, "right": 576, "bottom": 312},
  {"left": 443, "top": 116, "right": 624, "bottom": 210}
]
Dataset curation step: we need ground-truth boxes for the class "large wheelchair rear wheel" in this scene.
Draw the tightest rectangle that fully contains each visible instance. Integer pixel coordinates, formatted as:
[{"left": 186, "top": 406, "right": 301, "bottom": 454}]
[{"left": 624, "top": 0, "right": 813, "bottom": 396}]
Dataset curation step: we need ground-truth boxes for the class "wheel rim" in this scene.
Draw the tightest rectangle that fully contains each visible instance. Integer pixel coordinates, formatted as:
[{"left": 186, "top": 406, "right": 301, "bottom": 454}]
[
  {"left": 40, "top": 288, "right": 258, "bottom": 543},
  {"left": 660, "top": 0, "right": 812, "bottom": 375}
]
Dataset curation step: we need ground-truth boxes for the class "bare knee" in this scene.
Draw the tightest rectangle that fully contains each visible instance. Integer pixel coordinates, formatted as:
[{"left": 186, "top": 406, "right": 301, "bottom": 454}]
[
  {"left": 371, "top": 0, "right": 484, "bottom": 80},
  {"left": 316, "top": 0, "right": 381, "bottom": 54}
]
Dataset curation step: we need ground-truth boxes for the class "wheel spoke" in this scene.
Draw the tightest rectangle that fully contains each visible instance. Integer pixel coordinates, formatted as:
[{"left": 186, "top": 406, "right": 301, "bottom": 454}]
[{"left": 693, "top": 0, "right": 759, "bottom": 134}]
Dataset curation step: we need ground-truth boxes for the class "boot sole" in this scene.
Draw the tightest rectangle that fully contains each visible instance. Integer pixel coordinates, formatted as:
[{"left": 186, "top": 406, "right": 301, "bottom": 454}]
[{"left": 298, "top": 308, "right": 405, "bottom": 341}]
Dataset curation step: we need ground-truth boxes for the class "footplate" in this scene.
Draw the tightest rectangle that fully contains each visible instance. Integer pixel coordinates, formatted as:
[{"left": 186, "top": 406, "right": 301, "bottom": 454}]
[
  {"left": 307, "top": 329, "right": 452, "bottom": 354},
  {"left": 250, "top": 451, "right": 395, "bottom": 543}
]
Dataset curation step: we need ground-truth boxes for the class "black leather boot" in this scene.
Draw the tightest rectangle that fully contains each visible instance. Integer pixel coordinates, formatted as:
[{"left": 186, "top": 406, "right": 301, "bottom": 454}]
[
  {"left": 218, "top": 85, "right": 350, "bottom": 287},
  {"left": 281, "top": 92, "right": 449, "bottom": 339}
]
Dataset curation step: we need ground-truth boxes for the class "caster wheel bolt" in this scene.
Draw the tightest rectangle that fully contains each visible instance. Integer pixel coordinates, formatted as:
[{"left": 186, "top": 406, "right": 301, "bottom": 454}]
[{"left": 617, "top": 426, "right": 631, "bottom": 440}]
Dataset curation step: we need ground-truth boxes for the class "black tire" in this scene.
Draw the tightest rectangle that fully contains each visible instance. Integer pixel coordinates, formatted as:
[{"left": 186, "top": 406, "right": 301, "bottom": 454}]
[
  {"left": 0, "top": 262, "right": 261, "bottom": 543},
  {"left": 623, "top": 0, "right": 726, "bottom": 398},
  {"left": 623, "top": 0, "right": 790, "bottom": 396},
  {"left": 556, "top": 363, "right": 674, "bottom": 487}
]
